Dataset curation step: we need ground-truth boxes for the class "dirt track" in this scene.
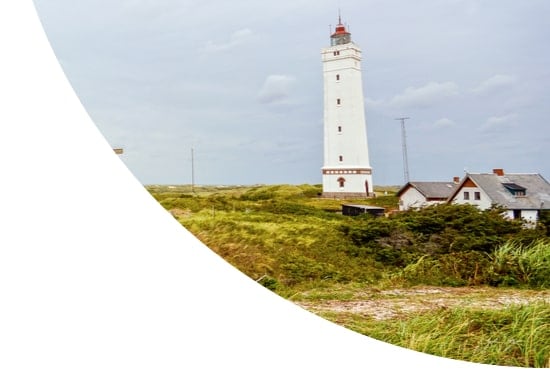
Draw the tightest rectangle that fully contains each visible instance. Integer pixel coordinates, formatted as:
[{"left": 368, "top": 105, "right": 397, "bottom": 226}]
[{"left": 295, "top": 286, "right": 550, "bottom": 320}]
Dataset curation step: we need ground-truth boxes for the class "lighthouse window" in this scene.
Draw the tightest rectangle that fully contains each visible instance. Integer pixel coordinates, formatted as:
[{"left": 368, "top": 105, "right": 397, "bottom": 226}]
[
  {"left": 337, "top": 177, "right": 345, "bottom": 188},
  {"left": 336, "top": 98, "right": 341, "bottom": 105},
  {"left": 333, "top": 51, "right": 340, "bottom": 56},
  {"left": 339, "top": 155, "right": 343, "bottom": 162},
  {"left": 336, "top": 74, "right": 340, "bottom": 81},
  {"left": 337, "top": 126, "right": 342, "bottom": 132}
]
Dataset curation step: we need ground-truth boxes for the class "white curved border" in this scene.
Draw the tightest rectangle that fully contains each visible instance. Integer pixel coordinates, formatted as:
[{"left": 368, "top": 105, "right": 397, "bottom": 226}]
[{"left": 0, "top": 2, "right": 516, "bottom": 368}]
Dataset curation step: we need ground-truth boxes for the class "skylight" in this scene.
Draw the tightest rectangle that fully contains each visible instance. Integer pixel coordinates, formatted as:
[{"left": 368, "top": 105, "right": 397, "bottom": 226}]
[{"left": 502, "top": 183, "right": 526, "bottom": 196}]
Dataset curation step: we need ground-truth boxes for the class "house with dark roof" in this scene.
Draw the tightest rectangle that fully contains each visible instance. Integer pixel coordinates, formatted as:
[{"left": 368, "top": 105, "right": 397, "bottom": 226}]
[
  {"left": 447, "top": 168, "right": 550, "bottom": 224},
  {"left": 397, "top": 179, "right": 459, "bottom": 211}
]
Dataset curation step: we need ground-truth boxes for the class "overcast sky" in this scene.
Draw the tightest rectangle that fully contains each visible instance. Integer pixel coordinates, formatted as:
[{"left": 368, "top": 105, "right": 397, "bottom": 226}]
[{"left": 31, "top": 0, "right": 550, "bottom": 186}]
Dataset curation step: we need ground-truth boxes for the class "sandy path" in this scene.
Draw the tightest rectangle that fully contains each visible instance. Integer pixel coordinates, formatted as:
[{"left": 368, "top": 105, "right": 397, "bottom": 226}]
[{"left": 294, "top": 286, "right": 550, "bottom": 320}]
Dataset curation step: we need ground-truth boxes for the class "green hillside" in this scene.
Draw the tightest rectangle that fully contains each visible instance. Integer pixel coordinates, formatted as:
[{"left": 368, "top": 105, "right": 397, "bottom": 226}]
[{"left": 147, "top": 184, "right": 550, "bottom": 367}]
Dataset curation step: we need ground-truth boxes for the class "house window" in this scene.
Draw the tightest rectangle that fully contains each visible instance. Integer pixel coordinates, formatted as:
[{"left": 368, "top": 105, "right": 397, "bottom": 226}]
[
  {"left": 339, "top": 155, "right": 343, "bottom": 162},
  {"left": 336, "top": 98, "right": 341, "bottom": 105},
  {"left": 337, "top": 177, "right": 345, "bottom": 188},
  {"left": 336, "top": 74, "right": 340, "bottom": 81},
  {"left": 463, "top": 192, "right": 470, "bottom": 200},
  {"left": 474, "top": 192, "right": 481, "bottom": 200},
  {"left": 513, "top": 209, "right": 521, "bottom": 219}
]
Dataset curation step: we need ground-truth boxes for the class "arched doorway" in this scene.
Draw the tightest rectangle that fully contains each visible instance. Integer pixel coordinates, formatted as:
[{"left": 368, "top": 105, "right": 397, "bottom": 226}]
[{"left": 337, "top": 177, "right": 345, "bottom": 188}]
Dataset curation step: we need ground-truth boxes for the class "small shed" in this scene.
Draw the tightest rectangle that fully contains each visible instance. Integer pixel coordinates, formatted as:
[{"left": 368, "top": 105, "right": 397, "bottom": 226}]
[{"left": 342, "top": 204, "right": 385, "bottom": 217}]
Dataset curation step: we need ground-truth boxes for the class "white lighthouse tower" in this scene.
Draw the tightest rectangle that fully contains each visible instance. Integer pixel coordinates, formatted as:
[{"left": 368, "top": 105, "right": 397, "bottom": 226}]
[{"left": 321, "top": 17, "right": 373, "bottom": 198}]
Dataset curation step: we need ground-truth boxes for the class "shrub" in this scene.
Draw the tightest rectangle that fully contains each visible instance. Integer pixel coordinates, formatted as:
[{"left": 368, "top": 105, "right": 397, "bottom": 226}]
[
  {"left": 256, "top": 275, "right": 279, "bottom": 291},
  {"left": 151, "top": 185, "right": 550, "bottom": 289},
  {"left": 387, "top": 203, "right": 541, "bottom": 254}
]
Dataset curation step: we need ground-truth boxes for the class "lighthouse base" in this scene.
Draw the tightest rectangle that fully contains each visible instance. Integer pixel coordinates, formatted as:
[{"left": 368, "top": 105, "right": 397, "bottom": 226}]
[{"left": 321, "top": 167, "right": 373, "bottom": 198}]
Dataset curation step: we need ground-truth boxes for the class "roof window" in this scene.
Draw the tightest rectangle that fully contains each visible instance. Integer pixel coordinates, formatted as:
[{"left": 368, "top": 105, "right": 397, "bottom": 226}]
[{"left": 503, "top": 183, "right": 526, "bottom": 197}]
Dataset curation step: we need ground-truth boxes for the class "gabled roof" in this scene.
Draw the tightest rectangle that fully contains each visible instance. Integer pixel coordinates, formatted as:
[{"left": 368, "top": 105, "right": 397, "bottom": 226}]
[
  {"left": 397, "top": 181, "right": 457, "bottom": 200},
  {"left": 448, "top": 173, "right": 550, "bottom": 210}
]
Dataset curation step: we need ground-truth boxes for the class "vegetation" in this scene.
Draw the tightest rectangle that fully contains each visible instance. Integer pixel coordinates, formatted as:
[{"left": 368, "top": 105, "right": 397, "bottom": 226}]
[
  {"left": 151, "top": 184, "right": 549, "bottom": 291},
  {"left": 317, "top": 302, "right": 550, "bottom": 368},
  {"left": 148, "top": 184, "right": 550, "bottom": 367}
]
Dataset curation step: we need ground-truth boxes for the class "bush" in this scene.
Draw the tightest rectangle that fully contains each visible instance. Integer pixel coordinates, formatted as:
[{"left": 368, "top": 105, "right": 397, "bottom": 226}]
[
  {"left": 390, "top": 204, "right": 524, "bottom": 253},
  {"left": 256, "top": 275, "right": 279, "bottom": 291},
  {"left": 151, "top": 185, "right": 550, "bottom": 289}
]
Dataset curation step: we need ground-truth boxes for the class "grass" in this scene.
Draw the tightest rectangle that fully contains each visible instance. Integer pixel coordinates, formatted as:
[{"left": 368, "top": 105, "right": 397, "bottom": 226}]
[
  {"left": 489, "top": 240, "right": 550, "bottom": 287},
  {"left": 290, "top": 283, "right": 550, "bottom": 366},
  {"left": 146, "top": 183, "right": 550, "bottom": 367},
  {"left": 314, "top": 302, "right": 550, "bottom": 367}
]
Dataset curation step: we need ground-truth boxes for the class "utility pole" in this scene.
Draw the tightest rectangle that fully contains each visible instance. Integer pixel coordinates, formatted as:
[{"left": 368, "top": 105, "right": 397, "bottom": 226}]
[
  {"left": 395, "top": 117, "right": 410, "bottom": 183},
  {"left": 191, "top": 147, "right": 195, "bottom": 193}
]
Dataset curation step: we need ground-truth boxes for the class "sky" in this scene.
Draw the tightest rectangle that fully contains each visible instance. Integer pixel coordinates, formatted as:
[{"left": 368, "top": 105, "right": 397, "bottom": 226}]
[{"left": 31, "top": 0, "right": 550, "bottom": 186}]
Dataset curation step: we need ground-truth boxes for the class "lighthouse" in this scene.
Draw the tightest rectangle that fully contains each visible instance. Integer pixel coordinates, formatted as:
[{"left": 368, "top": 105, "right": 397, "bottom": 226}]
[{"left": 321, "top": 17, "right": 373, "bottom": 198}]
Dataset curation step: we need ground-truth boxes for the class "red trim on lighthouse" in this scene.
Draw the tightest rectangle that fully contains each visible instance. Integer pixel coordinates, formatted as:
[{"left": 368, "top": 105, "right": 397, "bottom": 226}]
[
  {"left": 333, "top": 24, "right": 347, "bottom": 35},
  {"left": 332, "top": 15, "right": 350, "bottom": 37}
]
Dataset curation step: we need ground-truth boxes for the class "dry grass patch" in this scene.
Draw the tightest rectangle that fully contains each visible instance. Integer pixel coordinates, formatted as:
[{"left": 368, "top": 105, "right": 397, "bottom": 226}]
[{"left": 294, "top": 286, "right": 550, "bottom": 321}]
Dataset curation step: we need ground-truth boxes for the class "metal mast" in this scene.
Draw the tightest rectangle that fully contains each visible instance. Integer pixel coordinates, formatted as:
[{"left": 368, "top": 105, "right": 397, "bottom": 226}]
[
  {"left": 395, "top": 117, "right": 410, "bottom": 183},
  {"left": 191, "top": 147, "right": 195, "bottom": 193}
]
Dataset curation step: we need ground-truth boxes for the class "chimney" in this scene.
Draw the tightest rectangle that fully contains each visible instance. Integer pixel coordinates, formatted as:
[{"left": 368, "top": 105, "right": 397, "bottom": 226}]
[
  {"left": 493, "top": 168, "right": 504, "bottom": 176},
  {"left": 453, "top": 176, "right": 460, "bottom": 183}
]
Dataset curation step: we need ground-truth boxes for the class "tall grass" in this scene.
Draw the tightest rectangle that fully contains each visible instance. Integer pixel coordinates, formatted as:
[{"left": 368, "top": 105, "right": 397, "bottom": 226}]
[
  {"left": 489, "top": 240, "right": 550, "bottom": 288},
  {"left": 150, "top": 184, "right": 550, "bottom": 367},
  {"left": 179, "top": 208, "right": 384, "bottom": 287},
  {"left": 324, "top": 302, "right": 550, "bottom": 367},
  {"left": 396, "top": 240, "right": 550, "bottom": 288}
]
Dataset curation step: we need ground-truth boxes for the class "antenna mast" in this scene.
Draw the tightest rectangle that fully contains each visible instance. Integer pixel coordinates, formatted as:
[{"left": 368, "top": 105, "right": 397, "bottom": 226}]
[
  {"left": 395, "top": 117, "right": 410, "bottom": 183},
  {"left": 191, "top": 147, "right": 195, "bottom": 193}
]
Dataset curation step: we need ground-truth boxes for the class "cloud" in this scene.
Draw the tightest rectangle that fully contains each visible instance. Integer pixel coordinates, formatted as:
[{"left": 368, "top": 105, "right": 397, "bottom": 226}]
[
  {"left": 257, "top": 74, "right": 296, "bottom": 104},
  {"left": 366, "top": 82, "right": 460, "bottom": 112},
  {"left": 479, "top": 113, "right": 517, "bottom": 131},
  {"left": 388, "top": 82, "right": 460, "bottom": 109},
  {"left": 472, "top": 74, "right": 517, "bottom": 95},
  {"left": 200, "top": 28, "right": 255, "bottom": 53},
  {"left": 447, "top": 0, "right": 480, "bottom": 16},
  {"left": 433, "top": 118, "right": 456, "bottom": 128},
  {"left": 364, "top": 97, "right": 385, "bottom": 110}
]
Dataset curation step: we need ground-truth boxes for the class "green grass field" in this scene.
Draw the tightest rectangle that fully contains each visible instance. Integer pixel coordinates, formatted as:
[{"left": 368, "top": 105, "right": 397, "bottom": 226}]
[{"left": 148, "top": 184, "right": 550, "bottom": 367}]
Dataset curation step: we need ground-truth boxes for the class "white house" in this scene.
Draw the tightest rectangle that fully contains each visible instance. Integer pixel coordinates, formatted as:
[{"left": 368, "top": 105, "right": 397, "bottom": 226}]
[
  {"left": 447, "top": 169, "right": 550, "bottom": 224},
  {"left": 397, "top": 180, "right": 458, "bottom": 211}
]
